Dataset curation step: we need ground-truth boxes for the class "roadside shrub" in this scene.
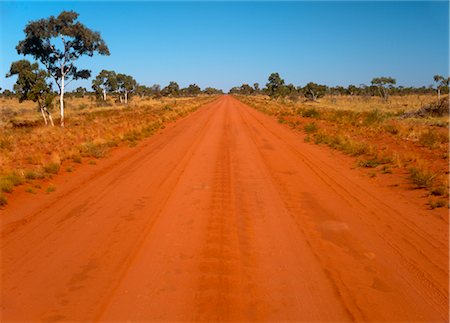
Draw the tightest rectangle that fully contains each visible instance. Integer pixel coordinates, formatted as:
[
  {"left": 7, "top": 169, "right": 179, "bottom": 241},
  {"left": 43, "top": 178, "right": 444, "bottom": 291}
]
[
  {"left": 80, "top": 142, "right": 107, "bottom": 158},
  {"left": 4, "top": 172, "right": 24, "bottom": 186},
  {"left": 25, "top": 170, "right": 38, "bottom": 180},
  {"left": 357, "top": 159, "right": 379, "bottom": 168},
  {"left": 408, "top": 167, "right": 436, "bottom": 189},
  {"left": 123, "top": 130, "right": 141, "bottom": 143},
  {"left": 363, "top": 109, "right": 384, "bottom": 126},
  {"left": 418, "top": 130, "right": 447, "bottom": 149},
  {"left": 301, "top": 108, "right": 320, "bottom": 118},
  {"left": 304, "top": 122, "right": 318, "bottom": 134},
  {"left": 0, "top": 178, "right": 14, "bottom": 193},
  {"left": 43, "top": 162, "right": 60, "bottom": 174}
]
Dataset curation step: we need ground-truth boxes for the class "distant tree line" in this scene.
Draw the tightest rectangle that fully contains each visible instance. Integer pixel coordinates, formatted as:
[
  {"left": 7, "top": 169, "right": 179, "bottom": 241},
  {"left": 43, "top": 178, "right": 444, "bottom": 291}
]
[
  {"left": 2, "top": 10, "right": 448, "bottom": 128},
  {"left": 229, "top": 73, "right": 449, "bottom": 102}
]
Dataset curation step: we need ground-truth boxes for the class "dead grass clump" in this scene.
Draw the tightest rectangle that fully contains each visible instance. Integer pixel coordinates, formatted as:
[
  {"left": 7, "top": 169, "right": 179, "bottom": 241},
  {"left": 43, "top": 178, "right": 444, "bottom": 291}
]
[
  {"left": 43, "top": 162, "right": 61, "bottom": 175},
  {"left": 0, "top": 134, "right": 14, "bottom": 150},
  {"left": 0, "top": 172, "right": 24, "bottom": 193},
  {"left": 408, "top": 167, "right": 437, "bottom": 189},
  {"left": 402, "top": 96, "right": 449, "bottom": 118},
  {"left": 80, "top": 142, "right": 108, "bottom": 159},
  {"left": 418, "top": 129, "right": 448, "bottom": 149}
]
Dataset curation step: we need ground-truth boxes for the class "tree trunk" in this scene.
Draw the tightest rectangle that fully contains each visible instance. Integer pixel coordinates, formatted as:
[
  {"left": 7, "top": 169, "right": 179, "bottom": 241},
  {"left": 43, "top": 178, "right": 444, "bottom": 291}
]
[
  {"left": 40, "top": 107, "right": 48, "bottom": 125},
  {"left": 125, "top": 91, "right": 128, "bottom": 104},
  {"left": 438, "top": 88, "right": 441, "bottom": 100},
  {"left": 44, "top": 106, "right": 54, "bottom": 127},
  {"left": 60, "top": 75, "right": 65, "bottom": 127},
  {"left": 103, "top": 88, "right": 107, "bottom": 101}
]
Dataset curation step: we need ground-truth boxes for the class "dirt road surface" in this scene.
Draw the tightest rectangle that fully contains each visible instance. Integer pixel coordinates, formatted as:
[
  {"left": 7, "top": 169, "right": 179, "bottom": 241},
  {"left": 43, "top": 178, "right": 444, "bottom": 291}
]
[{"left": 1, "top": 96, "right": 448, "bottom": 322}]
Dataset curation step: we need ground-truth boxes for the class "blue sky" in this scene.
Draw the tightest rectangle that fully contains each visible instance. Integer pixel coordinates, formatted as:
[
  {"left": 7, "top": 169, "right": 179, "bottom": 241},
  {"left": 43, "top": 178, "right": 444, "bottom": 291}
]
[{"left": 1, "top": 1, "right": 448, "bottom": 92}]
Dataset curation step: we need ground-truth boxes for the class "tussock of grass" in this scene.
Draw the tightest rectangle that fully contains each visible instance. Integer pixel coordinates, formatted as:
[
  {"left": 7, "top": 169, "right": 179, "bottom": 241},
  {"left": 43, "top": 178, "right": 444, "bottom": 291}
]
[
  {"left": 80, "top": 142, "right": 108, "bottom": 159},
  {"left": 408, "top": 167, "right": 436, "bottom": 189},
  {"left": 46, "top": 185, "right": 56, "bottom": 193},
  {"left": 357, "top": 159, "right": 379, "bottom": 168},
  {"left": 304, "top": 122, "right": 318, "bottom": 134},
  {"left": 43, "top": 162, "right": 61, "bottom": 174}
]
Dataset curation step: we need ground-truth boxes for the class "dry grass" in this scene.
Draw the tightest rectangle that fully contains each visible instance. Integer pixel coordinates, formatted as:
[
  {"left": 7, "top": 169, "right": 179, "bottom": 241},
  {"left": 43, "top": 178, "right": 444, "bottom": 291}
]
[
  {"left": 0, "top": 95, "right": 218, "bottom": 204},
  {"left": 237, "top": 94, "right": 449, "bottom": 205}
]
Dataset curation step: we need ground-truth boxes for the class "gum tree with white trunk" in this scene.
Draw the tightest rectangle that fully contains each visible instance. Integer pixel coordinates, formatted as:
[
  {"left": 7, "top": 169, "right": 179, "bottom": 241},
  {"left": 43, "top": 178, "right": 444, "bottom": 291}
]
[{"left": 16, "top": 11, "right": 110, "bottom": 127}]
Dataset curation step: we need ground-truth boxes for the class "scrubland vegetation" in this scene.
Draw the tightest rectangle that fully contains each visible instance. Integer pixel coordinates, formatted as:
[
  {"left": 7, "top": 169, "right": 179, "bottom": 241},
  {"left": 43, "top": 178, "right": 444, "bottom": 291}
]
[{"left": 236, "top": 93, "right": 449, "bottom": 209}]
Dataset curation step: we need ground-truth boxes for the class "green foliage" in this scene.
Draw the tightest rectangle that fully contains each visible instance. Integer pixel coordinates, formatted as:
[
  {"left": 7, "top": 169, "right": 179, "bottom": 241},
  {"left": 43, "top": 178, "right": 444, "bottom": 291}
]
[
  {"left": 92, "top": 70, "right": 118, "bottom": 100},
  {"left": 181, "top": 84, "right": 202, "bottom": 97},
  {"left": 303, "top": 82, "right": 328, "bottom": 101},
  {"left": 161, "top": 81, "right": 180, "bottom": 97},
  {"left": 16, "top": 10, "right": 110, "bottom": 125},
  {"left": 266, "top": 73, "right": 285, "bottom": 98},
  {"left": 371, "top": 77, "right": 396, "bottom": 101},
  {"left": 6, "top": 59, "right": 56, "bottom": 124}
]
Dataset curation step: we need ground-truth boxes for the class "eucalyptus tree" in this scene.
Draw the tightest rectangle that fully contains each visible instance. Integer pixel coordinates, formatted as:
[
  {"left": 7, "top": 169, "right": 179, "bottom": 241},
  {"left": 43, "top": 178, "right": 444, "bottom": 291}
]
[
  {"left": 266, "top": 73, "right": 285, "bottom": 98},
  {"left": 303, "top": 82, "right": 328, "bottom": 101},
  {"left": 371, "top": 77, "right": 396, "bottom": 102},
  {"left": 433, "top": 75, "right": 449, "bottom": 100},
  {"left": 162, "top": 81, "right": 180, "bottom": 97},
  {"left": 6, "top": 59, "right": 55, "bottom": 126},
  {"left": 92, "top": 70, "right": 117, "bottom": 101},
  {"left": 16, "top": 11, "right": 110, "bottom": 126},
  {"left": 116, "top": 74, "right": 137, "bottom": 104}
]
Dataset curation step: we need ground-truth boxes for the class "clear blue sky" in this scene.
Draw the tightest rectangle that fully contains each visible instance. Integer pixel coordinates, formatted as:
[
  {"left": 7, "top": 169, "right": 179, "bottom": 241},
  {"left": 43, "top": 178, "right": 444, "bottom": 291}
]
[{"left": 1, "top": 1, "right": 448, "bottom": 92}]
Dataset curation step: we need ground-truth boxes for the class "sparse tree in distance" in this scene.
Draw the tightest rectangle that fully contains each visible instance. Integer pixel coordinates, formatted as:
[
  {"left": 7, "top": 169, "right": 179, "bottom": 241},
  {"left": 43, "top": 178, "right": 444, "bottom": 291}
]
[
  {"left": 303, "top": 82, "right": 327, "bottom": 101},
  {"left": 73, "top": 86, "right": 87, "bottom": 98},
  {"left": 204, "top": 87, "right": 223, "bottom": 95},
  {"left": 6, "top": 59, "right": 55, "bottom": 126},
  {"left": 253, "top": 83, "right": 260, "bottom": 94},
  {"left": 266, "top": 73, "right": 285, "bottom": 98},
  {"left": 183, "top": 84, "right": 201, "bottom": 97},
  {"left": 16, "top": 11, "right": 110, "bottom": 126},
  {"left": 162, "top": 81, "right": 180, "bottom": 97},
  {"left": 433, "top": 75, "right": 449, "bottom": 100},
  {"left": 92, "top": 70, "right": 117, "bottom": 101},
  {"left": 116, "top": 74, "right": 137, "bottom": 104},
  {"left": 371, "top": 77, "right": 396, "bottom": 102}
]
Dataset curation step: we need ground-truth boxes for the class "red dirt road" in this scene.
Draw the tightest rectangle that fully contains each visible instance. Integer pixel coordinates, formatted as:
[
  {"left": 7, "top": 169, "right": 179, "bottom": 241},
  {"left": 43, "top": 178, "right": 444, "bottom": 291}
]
[{"left": 1, "top": 96, "right": 448, "bottom": 322}]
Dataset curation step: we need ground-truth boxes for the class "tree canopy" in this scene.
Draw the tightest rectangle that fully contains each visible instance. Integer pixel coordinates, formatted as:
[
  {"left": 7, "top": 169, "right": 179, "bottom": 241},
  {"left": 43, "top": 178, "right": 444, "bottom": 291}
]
[
  {"left": 6, "top": 59, "right": 55, "bottom": 125},
  {"left": 16, "top": 10, "right": 110, "bottom": 126}
]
